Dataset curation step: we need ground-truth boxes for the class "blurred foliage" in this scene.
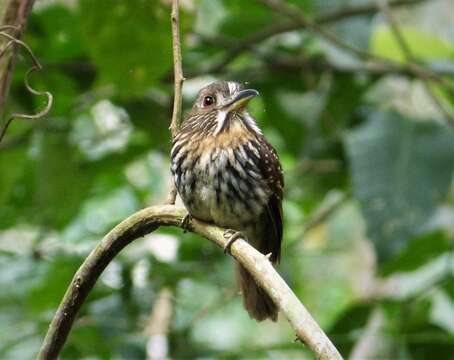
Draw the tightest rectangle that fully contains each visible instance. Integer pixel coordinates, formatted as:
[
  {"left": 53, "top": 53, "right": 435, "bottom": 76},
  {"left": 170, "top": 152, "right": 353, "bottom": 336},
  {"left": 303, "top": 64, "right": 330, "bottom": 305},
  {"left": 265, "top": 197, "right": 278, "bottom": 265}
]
[{"left": 1, "top": 0, "right": 454, "bottom": 359}]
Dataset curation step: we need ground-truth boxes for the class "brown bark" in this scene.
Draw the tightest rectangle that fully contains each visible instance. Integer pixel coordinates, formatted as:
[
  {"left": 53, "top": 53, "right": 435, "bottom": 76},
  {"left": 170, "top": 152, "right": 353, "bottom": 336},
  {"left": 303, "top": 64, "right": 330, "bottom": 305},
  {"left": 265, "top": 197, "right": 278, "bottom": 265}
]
[{"left": 0, "top": 0, "right": 35, "bottom": 117}]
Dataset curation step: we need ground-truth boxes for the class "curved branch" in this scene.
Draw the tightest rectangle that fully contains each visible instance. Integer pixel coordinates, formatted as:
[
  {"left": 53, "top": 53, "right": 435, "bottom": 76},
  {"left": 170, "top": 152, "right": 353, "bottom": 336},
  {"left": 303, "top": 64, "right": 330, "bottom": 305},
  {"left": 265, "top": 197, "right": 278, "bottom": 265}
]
[{"left": 37, "top": 205, "right": 342, "bottom": 360}]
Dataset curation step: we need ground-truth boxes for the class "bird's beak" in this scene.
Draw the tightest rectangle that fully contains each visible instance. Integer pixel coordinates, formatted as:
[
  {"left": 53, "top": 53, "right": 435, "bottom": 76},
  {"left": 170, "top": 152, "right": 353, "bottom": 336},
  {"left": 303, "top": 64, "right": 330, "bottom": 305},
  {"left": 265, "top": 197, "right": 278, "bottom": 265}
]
[{"left": 222, "top": 89, "right": 259, "bottom": 111}]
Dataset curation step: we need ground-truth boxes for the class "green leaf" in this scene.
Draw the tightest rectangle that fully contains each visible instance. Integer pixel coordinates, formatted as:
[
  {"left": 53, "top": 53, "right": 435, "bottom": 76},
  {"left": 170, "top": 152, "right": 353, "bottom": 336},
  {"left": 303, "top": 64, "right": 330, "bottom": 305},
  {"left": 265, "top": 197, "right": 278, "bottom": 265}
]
[
  {"left": 383, "top": 298, "right": 454, "bottom": 359},
  {"left": 26, "top": 256, "right": 82, "bottom": 314},
  {"left": 218, "top": 1, "right": 278, "bottom": 37},
  {"left": 346, "top": 111, "right": 454, "bottom": 261},
  {"left": 0, "top": 147, "right": 31, "bottom": 229},
  {"left": 27, "top": 5, "right": 86, "bottom": 63},
  {"left": 441, "top": 277, "right": 454, "bottom": 301},
  {"left": 79, "top": 0, "right": 172, "bottom": 96},
  {"left": 380, "top": 230, "right": 453, "bottom": 275},
  {"left": 0, "top": 255, "right": 48, "bottom": 304},
  {"left": 32, "top": 132, "right": 92, "bottom": 229},
  {"left": 328, "top": 304, "right": 373, "bottom": 357},
  {"left": 371, "top": 25, "right": 454, "bottom": 62},
  {"left": 62, "top": 324, "right": 113, "bottom": 359},
  {"left": 407, "top": 325, "right": 454, "bottom": 360},
  {"left": 324, "top": 73, "right": 368, "bottom": 131},
  {"left": 31, "top": 70, "right": 79, "bottom": 117}
]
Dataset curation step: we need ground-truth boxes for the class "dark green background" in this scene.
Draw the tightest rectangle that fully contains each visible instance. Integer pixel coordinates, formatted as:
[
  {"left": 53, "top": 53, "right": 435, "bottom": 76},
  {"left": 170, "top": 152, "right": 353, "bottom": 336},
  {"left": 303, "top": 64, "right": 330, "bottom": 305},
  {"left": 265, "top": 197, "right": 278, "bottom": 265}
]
[{"left": 1, "top": 0, "right": 454, "bottom": 358}]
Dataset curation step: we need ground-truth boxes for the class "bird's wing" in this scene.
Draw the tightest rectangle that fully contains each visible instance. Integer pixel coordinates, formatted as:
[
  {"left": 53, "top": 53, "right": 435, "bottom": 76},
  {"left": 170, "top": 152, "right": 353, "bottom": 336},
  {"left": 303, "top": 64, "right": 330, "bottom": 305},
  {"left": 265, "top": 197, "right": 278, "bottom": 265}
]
[{"left": 258, "top": 138, "right": 284, "bottom": 263}]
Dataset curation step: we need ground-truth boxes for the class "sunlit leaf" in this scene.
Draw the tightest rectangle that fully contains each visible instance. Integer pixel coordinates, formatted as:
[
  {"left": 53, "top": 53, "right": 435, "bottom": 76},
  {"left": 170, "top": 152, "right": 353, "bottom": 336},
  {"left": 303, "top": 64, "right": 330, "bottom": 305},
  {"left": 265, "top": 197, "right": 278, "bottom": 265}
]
[{"left": 371, "top": 25, "right": 454, "bottom": 62}]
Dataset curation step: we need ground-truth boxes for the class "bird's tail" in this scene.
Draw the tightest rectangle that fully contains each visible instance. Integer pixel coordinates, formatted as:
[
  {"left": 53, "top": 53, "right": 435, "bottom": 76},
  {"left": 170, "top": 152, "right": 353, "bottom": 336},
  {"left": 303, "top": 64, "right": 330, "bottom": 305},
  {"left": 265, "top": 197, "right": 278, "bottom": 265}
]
[{"left": 236, "top": 263, "right": 278, "bottom": 321}]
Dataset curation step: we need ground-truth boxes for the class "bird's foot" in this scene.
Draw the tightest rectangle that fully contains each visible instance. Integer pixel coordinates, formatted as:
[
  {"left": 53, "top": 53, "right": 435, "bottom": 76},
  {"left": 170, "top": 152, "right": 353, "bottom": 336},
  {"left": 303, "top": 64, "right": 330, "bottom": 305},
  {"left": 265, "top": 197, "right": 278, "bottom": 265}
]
[
  {"left": 180, "top": 213, "right": 192, "bottom": 233},
  {"left": 223, "top": 229, "right": 246, "bottom": 255},
  {"left": 294, "top": 335, "right": 305, "bottom": 345}
]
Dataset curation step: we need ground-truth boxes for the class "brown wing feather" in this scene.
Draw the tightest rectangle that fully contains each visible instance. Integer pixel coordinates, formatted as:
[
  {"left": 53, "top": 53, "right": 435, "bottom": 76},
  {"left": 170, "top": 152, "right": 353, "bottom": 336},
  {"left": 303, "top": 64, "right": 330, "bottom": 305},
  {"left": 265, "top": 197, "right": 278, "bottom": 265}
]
[{"left": 257, "top": 137, "right": 284, "bottom": 264}]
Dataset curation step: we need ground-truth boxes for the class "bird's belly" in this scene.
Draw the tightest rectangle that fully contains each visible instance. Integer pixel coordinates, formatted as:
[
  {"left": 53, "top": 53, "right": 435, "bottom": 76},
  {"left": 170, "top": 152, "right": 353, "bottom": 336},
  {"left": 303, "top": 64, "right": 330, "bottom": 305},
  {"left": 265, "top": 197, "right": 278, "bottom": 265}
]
[
  {"left": 175, "top": 148, "right": 269, "bottom": 229},
  {"left": 191, "top": 182, "right": 244, "bottom": 228}
]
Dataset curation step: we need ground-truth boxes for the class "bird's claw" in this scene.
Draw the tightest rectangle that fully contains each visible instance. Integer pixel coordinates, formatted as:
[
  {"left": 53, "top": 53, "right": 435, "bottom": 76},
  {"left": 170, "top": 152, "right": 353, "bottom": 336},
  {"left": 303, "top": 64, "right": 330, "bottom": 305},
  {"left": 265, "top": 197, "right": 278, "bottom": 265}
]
[
  {"left": 180, "top": 214, "right": 192, "bottom": 233},
  {"left": 294, "top": 335, "right": 305, "bottom": 345},
  {"left": 223, "top": 229, "right": 245, "bottom": 255}
]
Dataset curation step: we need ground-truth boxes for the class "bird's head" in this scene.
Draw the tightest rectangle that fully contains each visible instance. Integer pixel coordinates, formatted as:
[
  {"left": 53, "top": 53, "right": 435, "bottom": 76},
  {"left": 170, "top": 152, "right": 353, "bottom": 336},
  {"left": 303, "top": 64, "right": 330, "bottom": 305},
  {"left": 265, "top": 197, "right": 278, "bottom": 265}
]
[{"left": 187, "top": 81, "right": 261, "bottom": 135}]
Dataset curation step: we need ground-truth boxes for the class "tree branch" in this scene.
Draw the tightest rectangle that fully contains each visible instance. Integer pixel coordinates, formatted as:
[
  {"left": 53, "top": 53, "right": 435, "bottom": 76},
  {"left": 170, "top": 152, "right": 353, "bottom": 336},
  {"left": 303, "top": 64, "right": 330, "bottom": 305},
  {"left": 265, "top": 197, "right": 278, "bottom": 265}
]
[
  {"left": 166, "top": 0, "right": 184, "bottom": 205},
  {"left": 37, "top": 2, "right": 343, "bottom": 359},
  {"left": 36, "top": 205, "right": 343, "bottom": 360},
  {"left": 0, "top": 0, "right": 35, "bottom": 115},
  {"left": 169, "top": 0, "right": 184, "bottom": 138}
]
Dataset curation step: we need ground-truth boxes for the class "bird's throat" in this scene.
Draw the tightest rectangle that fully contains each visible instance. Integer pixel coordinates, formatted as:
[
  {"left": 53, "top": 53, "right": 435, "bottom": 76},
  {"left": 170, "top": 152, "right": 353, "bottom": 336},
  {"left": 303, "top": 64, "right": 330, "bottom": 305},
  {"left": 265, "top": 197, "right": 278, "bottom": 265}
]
[{"left": 214, "top": 110, "right": 229, "bottom": 135}]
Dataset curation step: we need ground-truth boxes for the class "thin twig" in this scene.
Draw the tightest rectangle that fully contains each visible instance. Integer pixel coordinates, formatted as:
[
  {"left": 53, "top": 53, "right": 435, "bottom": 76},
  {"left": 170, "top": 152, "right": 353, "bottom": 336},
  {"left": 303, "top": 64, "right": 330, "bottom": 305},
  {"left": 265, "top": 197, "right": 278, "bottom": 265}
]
[
  {"left": 188, "top": 0, "right": 427, "bottom": 78},
  {"left": 0, "top": 119, "right": 34, "bottom": 150},
  {"left": 284, "top": 193, "right": 348, "bottom": 252},
  {"left": 36, "top": 205, "right": 343, "bottom": 360},
  {"left": 0, "top": 25, "right": 20, "bottom": 33},
  {"left": 302, "top": 194, "right": 348, "bottom": 237},
  {"left": 203, "top": 52, "right": 454, "bottom": 89},
  {"left": 0, "top": 31, "right": 53, "bottom": 143},
  {"left": 257, "top": 0, "right": 386, "bottom": 63},
  {"left": 258, "top": 53, "right": 454, "bottom": 79},
  {"left": 169, "top": 0, "right": 184, "bottom": 137},
  {"left": 0, "top": 117, "right": 14, "bottom": 142},
  {"left": 166, "top": 0, "right": 185, "bottom": 205},
  {"left": 378, "top": 2, "right": 412, "bottom": 59},
  {"left": 378, "top": 0, "right": 454, "bottom": 123},
  {"left": 0, "top": 0, "right": 36, "bottom": 114}
]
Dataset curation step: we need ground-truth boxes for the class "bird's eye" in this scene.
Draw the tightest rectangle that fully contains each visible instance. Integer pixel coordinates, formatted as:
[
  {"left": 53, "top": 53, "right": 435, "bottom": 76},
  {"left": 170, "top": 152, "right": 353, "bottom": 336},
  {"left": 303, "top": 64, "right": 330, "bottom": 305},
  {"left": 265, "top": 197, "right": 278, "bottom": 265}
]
[{"left": 203, "top": 95, "right": 215, "bottom": 107}]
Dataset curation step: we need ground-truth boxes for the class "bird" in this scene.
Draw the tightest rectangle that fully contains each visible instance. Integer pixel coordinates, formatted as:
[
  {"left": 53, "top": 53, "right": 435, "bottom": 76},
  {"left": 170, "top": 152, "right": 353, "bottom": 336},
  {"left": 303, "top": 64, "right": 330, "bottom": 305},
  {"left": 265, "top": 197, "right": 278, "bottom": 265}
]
[{"left": 170, "top": 80, "right": 284, "bottom": 321}]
